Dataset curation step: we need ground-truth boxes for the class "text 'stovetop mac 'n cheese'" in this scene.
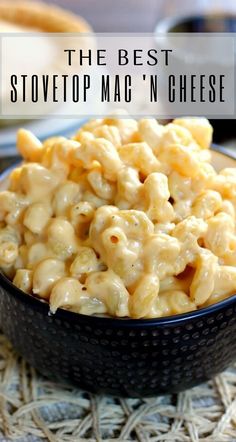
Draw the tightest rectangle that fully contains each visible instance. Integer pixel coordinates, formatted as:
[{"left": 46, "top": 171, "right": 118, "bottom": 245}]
[{"left": 0, "top": 116, "right": 236, "bottom": 318}]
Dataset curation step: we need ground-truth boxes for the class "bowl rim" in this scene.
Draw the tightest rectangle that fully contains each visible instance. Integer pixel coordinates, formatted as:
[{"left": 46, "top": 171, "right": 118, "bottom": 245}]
[{"left": 1, "top": 144, "right": 236, "bottom": 327}]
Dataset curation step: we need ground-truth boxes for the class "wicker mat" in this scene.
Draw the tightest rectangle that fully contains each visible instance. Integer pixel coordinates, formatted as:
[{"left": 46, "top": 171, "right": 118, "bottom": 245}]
[{"left": 0, "top": 335, "right": 235, "bottom": 442}]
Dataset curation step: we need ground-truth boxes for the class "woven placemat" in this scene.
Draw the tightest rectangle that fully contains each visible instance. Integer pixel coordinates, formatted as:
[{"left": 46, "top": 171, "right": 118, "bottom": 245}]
[{"left": 0, "top": 334, "right": 235, "bottom": 442}]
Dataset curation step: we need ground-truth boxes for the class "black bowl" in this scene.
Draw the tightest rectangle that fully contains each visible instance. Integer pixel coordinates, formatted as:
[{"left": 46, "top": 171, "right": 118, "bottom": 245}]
[{"left": 1, "top": 146, "right": 236, "bottom": 398}]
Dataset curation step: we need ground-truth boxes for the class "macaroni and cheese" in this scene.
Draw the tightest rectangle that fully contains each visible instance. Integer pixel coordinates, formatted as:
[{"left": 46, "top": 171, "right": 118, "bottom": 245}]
[{"left": 1, "top": 116, "right": 236, "bottom": 318}]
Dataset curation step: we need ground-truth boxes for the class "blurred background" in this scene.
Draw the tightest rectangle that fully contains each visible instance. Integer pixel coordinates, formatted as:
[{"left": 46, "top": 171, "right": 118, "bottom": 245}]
[
  {"left": 44, "top": 0, "right": 236, "bottom": 32},
  {"left": 0, "top": 0, "right": 236, "bottom": 164}
]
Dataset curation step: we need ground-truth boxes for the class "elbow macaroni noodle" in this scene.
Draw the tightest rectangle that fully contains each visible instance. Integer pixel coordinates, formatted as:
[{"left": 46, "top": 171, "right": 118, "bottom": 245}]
[{"left": 1, "top": 116, "right": 236, "bottom": 318}]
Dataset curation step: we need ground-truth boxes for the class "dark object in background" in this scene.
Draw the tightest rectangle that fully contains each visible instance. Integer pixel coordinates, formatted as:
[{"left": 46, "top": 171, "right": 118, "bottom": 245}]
[
  {"left": 211, "top": 119, "right": 236, "bottom": 144},
  {"left": 155, "top": 13, "right": 236, "bottom": 145},
  {"left": 0, "top": 157, "right": 20, "bottom": 174}
]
